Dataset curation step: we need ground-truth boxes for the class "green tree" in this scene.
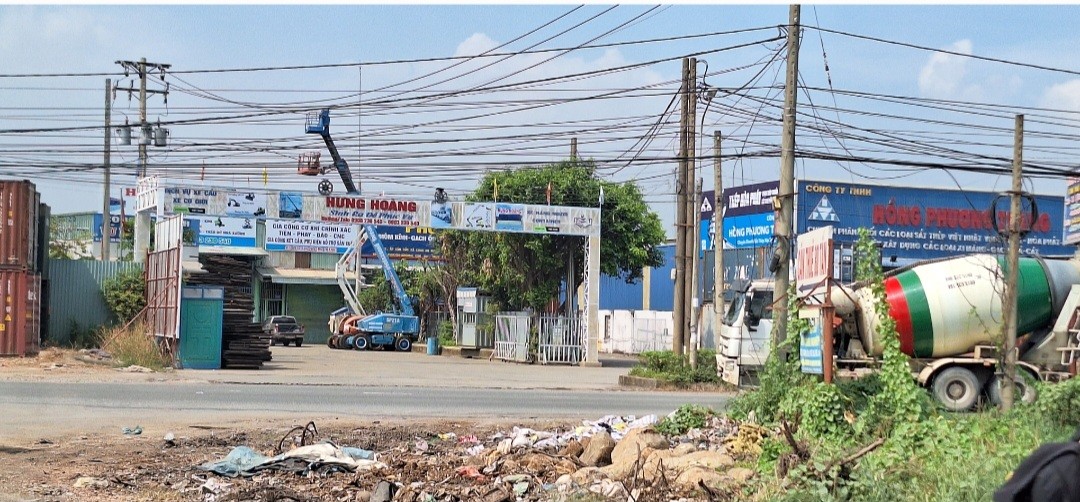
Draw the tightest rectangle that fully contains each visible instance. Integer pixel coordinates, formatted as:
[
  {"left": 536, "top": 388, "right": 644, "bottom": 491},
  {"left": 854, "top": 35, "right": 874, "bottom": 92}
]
[{"left": 445, "top": 160, "right": 665, "bottom": 312}]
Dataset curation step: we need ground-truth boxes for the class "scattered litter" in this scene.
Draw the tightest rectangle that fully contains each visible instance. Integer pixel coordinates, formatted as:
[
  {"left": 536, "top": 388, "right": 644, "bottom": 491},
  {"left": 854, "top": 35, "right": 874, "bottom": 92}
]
[
  {"left": 122, "top": 425, "right": 143, "bottom": 436},
  {"left": 120, "top": 365, "right": 153, "bottom": 373},
  {"left": 164, "top": 432, "right": 176, "bottom": 447},
  {"left": 455, "top": 464, "right": 487, "bottom": 482},
  {"left": 199, "top": 442, "right": 385, "bottom": 477}
]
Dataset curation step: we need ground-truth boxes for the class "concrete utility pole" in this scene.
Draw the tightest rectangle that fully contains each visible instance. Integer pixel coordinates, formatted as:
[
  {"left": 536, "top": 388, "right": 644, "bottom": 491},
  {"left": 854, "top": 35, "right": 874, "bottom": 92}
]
[
  {"left": 571, "top": 137, "right": 578, "bottom": 161},
  {"left": 673, "top": 57, "right": 689, "bottom": 356},
  {"left": 102, "top": 78, "right": 111, "bottom": 262},
  {"left": 1001, "top": 114, "right": 1024, "bottom": 411},
  {"left": 116, "top": 58, "right": 170, "bottom": 263},
  {"left": 713, "top": 131, "right": 723, "bottom": 335},
  {"left": 685, "top": 58, "right": 698, "bottom": 357},
  {"left": 690, "top": 177, "right": 702, "bottom": 370},
  {"left": 773, "top": 5, "right": 802, "bottom": 358}
]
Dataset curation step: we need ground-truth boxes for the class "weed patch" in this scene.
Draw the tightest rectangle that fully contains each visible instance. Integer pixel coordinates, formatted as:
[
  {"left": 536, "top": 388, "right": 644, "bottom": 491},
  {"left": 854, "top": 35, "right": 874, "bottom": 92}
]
[{"left": 99, "top": 322, "right": 172, "bottom": 371}]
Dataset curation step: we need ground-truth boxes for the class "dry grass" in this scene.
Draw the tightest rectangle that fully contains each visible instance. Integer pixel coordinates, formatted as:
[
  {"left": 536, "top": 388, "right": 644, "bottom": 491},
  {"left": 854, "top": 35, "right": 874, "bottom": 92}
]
[{"left": 98, "top": 322, "right": 173, "bottom": 371}]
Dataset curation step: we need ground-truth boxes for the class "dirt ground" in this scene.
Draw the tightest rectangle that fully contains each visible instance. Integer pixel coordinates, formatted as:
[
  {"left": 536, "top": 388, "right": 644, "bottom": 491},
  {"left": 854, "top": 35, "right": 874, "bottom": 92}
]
[
  {"left": 1, "top": 349, "right": 745, "bottom": 502},
  {"left": 0, "top": 416, "right": 748, "bottom": 502}
]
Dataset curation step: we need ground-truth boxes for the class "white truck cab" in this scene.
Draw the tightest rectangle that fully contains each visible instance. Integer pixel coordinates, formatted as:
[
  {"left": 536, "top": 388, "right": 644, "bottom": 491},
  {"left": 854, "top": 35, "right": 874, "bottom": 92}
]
[{"left": 717, "top": 280, "right": 775, "bottom": 386}]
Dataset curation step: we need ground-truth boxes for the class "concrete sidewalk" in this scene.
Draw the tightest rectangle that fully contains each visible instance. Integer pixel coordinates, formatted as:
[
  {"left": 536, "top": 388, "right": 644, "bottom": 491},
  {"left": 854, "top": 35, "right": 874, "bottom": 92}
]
[{"left": 176, "top": 345, "right": 641, "bottom": 391}]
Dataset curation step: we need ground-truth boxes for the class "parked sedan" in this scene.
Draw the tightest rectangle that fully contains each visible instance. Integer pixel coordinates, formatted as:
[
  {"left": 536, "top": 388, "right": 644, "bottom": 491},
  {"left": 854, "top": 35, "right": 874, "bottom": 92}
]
[{"left": 262, "top": 315, "right": 306, "bottom": 347}]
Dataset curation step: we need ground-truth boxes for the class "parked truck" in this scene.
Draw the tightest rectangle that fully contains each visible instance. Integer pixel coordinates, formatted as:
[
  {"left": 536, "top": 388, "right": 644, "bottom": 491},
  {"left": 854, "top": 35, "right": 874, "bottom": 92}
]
[{"left": 718, "top": 254, "right": 1080, "bottom": 411}]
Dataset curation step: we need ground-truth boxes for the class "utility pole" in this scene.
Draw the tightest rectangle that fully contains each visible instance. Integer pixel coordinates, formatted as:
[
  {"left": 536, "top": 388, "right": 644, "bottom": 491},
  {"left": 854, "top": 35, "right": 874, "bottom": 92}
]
[
  {"left": 571, "top": 137, "right": 578, "bottom": 161},
  {"left": 713, "top": 131, "right": 723, "bottom": 338},
  {"left": 673, "top": 57, "right": 689, "bottom": 356},
  {"left": 773, "top": 5, "right": 801, "bottom": 359},
  {"left": 1001, "top": 114, "right": 1024, "bottom": 411},
  {"left": 116, "top": 58, "right": 170, "bottom": 263},
  {"left": 102, "top": 78, "right": 112, "bottom": 262},
  {"left": 690, "top": 177, "right": 702, "bottom": 369},
  {"left": 685, "top": 58, "right": 698, "bottom": 357}
]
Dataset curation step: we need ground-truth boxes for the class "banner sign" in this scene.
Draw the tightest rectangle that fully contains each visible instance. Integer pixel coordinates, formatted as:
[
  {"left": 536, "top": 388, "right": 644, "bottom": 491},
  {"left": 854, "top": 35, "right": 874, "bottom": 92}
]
[
  {"left": 278, "top": 192, "right": 304, "bottom": 219},
  {"left": 92, "top": 214, "right": 131, "bottom": 243},
  {"left": 1066, "top": 177, "right": 1080, "bottom": 245},
  {"left": 796, "top": 226, "right": 833, "bottom": 298},
  {"left": 163, "top": 186, "right": 271, "bottom": 219},
  {"left": 309, "top": 195, "right": 430, "bottom": 227},
  {"left": 797, "top": 180, "right": 1072, "bottom": 260},
  {"left": 460, "top": 203, "right": 495, "bottom": 230},
  {"left": 723, "top": 181, "right": 780, "bottom": 218},
  {"left": 360, "top": 226, "right": 438, "bottom": 260},
  {"left": 800, "top": 310, "right": 824, "bottom": 375},
  {"left": 265, "top": 220, "right": 358, "bottom": 254},
  {"left": 193, "top": 216, "right": 257, "bottom": 248}
]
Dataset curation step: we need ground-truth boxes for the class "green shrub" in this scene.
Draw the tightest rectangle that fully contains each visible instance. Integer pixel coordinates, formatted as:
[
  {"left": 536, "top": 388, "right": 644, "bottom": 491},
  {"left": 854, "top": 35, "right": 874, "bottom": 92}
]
[
  {"left": 629, "top": 349, "right": 719, "bottom": 386},
  {"left": 437, "top": 320, "right": 458, "bottom": 347},
  {"left": 101, "top": 269, "right": 146, "bottom": 323},
  {"left": 656, "top": 404, "right": 714, "bottom": 435},
  {"left": 1036, "top": 377, "right": 1080, "bottom": 427}
]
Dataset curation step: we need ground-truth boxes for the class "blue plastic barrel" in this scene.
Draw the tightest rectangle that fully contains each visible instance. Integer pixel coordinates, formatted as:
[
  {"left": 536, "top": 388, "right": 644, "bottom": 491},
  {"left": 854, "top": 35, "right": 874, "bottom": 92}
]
[{"left": 426, "top": 336, "right": 439, "bottom": 356}]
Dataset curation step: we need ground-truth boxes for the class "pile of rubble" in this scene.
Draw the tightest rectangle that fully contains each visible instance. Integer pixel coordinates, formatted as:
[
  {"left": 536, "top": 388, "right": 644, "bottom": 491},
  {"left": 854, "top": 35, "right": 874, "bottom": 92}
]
[{"left": 180, "top": 414, "right": 769, "bottom": 502}]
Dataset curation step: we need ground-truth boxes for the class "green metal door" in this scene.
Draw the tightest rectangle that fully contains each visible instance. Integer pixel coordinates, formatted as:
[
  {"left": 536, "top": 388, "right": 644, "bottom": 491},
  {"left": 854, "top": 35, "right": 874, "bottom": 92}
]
[{"left": 179, "top": 286, "right": 223, "bottom": 369}]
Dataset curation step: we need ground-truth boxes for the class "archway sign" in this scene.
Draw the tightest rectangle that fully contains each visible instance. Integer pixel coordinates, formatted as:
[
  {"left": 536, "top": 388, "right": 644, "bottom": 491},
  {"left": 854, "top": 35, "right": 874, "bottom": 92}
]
[{"left": 136, "top": 180, "right": 605, "bottom": 366}]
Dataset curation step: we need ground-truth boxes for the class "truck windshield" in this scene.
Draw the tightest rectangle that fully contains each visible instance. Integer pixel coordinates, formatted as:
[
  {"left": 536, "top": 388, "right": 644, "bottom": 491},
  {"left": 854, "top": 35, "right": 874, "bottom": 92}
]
[{"left": 723, "top": 294, "right": 744, "bottom": 326}]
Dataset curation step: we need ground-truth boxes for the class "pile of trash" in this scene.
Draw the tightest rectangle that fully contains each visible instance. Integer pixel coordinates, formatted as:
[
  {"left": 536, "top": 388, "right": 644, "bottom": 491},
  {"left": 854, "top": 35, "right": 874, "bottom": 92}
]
[{"left": 183, "top": 412, "right": 770, "bottom": 502}]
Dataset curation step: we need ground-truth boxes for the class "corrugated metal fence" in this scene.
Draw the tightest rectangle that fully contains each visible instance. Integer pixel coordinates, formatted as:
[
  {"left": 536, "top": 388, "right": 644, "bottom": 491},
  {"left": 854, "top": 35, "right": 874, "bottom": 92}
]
[{"left": 46, "top": 259, "right": 143, "bottom": 345}]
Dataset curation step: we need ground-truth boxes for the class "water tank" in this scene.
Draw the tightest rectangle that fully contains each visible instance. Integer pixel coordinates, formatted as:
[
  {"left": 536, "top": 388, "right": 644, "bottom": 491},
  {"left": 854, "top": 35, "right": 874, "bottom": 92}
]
[{"left": 852, "top": 254, "right": 1080, "bottom": 358}]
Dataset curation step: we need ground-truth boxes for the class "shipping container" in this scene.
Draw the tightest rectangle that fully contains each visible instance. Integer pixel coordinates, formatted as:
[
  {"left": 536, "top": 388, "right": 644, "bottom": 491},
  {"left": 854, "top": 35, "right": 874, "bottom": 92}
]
[
  {"left": 0, "top": 180, "right": 41, "bottom": 271},
  {"left": 0, "top": 270, "right": 42, "bottom": 356}
]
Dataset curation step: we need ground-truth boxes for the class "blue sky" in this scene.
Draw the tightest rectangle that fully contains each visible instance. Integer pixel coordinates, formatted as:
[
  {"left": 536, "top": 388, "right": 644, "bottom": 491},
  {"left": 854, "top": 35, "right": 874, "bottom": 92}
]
[{"left": 2, "top": 4, "right": 1079, "bottom": 236}]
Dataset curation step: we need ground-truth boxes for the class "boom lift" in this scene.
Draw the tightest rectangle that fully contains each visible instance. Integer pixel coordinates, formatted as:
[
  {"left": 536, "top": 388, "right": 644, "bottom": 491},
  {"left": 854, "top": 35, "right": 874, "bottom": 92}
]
[
  {"left": 301, "top": 109, "right": 360, "bottom": 196},
  {"left": 301, "top": 109, "right": 419, "bottom": 351}
]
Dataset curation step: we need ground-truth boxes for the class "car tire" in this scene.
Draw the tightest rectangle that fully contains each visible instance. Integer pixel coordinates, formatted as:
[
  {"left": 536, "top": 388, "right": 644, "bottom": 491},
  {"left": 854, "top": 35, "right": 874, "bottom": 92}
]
[
  {"left": 354, "top": 334, "right": 371, "bottom": 351},
  {"left": 294, "top": 339, "right": 303, "bottom": 347},
  {"left": 932, "top": 367, "right": 981, "bottom": 412},
  {"left": 396, "top": 337, "right": 412, "bottom": 352}
]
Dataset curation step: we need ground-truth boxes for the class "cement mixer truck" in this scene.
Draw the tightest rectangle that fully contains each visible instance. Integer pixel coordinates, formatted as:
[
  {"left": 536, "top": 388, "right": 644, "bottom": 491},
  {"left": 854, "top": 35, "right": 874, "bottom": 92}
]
[{"left": 717, "top": 254, "right": 1080, "bottom": 411}]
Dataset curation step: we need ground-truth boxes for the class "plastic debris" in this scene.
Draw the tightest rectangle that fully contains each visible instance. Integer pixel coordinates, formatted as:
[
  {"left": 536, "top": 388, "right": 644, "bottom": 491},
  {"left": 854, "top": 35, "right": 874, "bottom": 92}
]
[
  {"left": 199, "top": 442, "right": 384, "bottom": 477},
  {"left": 122, "top": 425, "right": 143, "bottom": 436},
  {"left": 455, "top": 464, "right": 487, "bottom": 482}
]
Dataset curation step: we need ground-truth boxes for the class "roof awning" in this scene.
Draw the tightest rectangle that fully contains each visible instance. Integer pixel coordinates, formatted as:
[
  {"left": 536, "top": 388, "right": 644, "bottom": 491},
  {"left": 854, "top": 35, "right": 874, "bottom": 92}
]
[
  {"left": 199, "top": 246, "right": 268, "bottom": 257},
  {"left": 256, "top": 266, "right": 358, "bottom": 286}
]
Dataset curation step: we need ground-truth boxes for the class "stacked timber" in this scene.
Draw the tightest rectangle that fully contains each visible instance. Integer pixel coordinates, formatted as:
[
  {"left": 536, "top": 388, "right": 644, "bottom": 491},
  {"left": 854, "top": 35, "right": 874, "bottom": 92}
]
[{"left": 187, "top": 254, "right": 272, "bottom": 369}]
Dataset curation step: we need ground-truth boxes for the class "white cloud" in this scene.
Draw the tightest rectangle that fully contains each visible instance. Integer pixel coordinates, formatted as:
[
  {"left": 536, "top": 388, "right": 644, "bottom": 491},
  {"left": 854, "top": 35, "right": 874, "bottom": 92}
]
[
  {"left": 917, "top": 39, "right": 981, "bottom": 100},
  {"left": 1040, "top": 79, "right": 1080, "bottom": 111},
  {"left": 454, "top": 33, "right": 499, "bottom": 57}
]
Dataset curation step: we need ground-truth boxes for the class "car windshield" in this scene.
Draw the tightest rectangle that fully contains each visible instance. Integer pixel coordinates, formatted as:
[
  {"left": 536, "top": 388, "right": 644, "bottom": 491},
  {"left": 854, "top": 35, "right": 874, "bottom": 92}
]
[
  {"left": 273, "top": 317, "right": 296, "bottom": 324},
  {"left": 723, "top": 294, "right": 744, "bottom": 326}
]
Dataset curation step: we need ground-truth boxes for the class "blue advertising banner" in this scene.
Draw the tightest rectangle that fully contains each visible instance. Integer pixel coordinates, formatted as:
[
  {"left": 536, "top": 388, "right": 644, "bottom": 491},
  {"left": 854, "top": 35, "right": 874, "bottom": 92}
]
[
  {"left": 92, "top": 213, "right": 130, "bottom": 243},
  {"left": 724, "top": 212, "right": 775, "bottom": 249},
  {"left": 797, "top": 180, "right": 1072, "bottom": 260},
  {"left": 360, "top": 226, "right": 438, "bottom": 260},
  {"left": 800, "top": 314, "right": 824, "bottom": 375}
]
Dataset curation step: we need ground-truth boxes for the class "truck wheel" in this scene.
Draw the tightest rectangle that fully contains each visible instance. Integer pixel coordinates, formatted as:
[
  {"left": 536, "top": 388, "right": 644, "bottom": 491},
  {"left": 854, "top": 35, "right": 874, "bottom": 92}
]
[
  {"left": 988, "top": 374, "right": 1038, "bottom": 407},
  {"left": 354, "top": 335, "right": 371, "bottom": 351},
  {"left": 294, "top": 339, "right": 303, "bottom": 347},
  {"left": 932, "top": 367, "right": 980, "bottom": 412},
  {"left": 327, "top": 335, "right": 336, "bottom": 348},
  {"left": 396, "top": 337, "right": 412, "bottom": 352}
]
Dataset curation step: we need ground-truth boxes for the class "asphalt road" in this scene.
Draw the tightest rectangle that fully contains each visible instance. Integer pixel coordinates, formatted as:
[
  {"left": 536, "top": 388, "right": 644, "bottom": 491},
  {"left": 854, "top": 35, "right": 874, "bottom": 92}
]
[{"left": 0, "top": 381, "right": 730, "bottom": 442}]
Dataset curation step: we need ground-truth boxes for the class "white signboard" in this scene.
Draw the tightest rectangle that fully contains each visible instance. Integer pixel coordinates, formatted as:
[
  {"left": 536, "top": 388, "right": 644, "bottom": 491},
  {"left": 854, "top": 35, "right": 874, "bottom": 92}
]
[
  {"left": 524, "top": 206, "right": 600, "bottom": 236},
  {"left": 224, "top": 191, "right": 268, "bottom": 218},
  {"left": 265, "top": 219, "right": 358, "bottom": 254},
  {"left": 458, "top": 202, "right": 494, "bottom": 230},
  {"left": 195, "top": 216, "right": 257, "bottom": 248},
  {"left": 309, "top": 195, "right": 431, "bottom": 227},
  {"left": 796, "top": 225, "right": 833, "bottom": 298}
]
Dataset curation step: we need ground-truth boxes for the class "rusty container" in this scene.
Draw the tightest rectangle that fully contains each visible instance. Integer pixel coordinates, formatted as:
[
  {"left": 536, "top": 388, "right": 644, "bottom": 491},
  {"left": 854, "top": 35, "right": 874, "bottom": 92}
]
[
  {"left": 0, "top": 180, "right": 41, "bottom": 271},
  {"left": 0, "top": 270, "right": 42, "bottom": 356}
]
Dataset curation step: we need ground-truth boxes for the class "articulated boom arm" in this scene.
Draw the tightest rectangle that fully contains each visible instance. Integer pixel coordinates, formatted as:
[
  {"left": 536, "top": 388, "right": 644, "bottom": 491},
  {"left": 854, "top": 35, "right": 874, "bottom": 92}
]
[
  {"left": 363, "top": 224, "right": 415, "bottom": 317},
  {"left": 305, "top": 109, "right": 360, "bottom": 195}
]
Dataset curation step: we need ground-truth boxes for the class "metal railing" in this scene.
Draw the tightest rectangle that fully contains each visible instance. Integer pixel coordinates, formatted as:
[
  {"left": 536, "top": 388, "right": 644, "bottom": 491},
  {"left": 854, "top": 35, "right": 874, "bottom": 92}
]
[
  {"left": 493, "top": 312, "right": 531, "bottom": 363},
  {"left": 538, "top": 314, "right": 584, "bottom": 365}
]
